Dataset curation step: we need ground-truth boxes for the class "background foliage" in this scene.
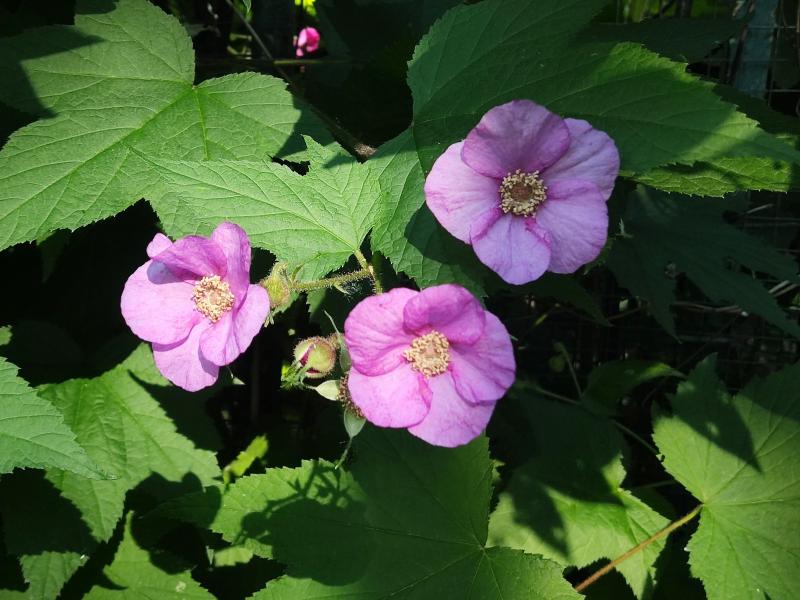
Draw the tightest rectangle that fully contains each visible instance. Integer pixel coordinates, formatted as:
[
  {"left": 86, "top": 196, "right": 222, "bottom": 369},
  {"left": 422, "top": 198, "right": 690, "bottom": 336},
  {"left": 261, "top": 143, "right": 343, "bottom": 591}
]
[{"left": 0, "top": 0, "right": 798, "bottom": 598}]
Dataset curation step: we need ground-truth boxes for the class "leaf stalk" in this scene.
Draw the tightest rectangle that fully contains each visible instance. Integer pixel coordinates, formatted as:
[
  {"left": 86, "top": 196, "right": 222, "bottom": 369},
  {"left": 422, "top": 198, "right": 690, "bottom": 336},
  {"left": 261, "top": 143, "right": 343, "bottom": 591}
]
[{"left": 574, "top": 504, "right": 703, "bottom": 592}]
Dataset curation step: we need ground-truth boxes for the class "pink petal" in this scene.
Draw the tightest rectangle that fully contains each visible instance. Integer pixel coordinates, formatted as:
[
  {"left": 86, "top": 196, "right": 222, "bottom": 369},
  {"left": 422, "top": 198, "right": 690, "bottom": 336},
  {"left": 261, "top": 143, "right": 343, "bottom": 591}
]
[
  {"left": 472, "top": 213, "right": 551, "bottom": 285},
  {"left": 153, "top": 235, "right": 227, "bottom": 280},
  {"left": 121, "top": 260, "right": 201, "bottom": 345},
  {"left": 211, "top": 222, "right": 252, "bottom": 303},
  {"left": 199, "top": 284, "right": 269, "bottom": 367},
  {"left": 152, "top": 323, "right": 219, "bottom": 392},
  {"left": 348, "top": 365, "right": 430, "bottom": 428},
  {"left": 402, "top": 284, "right": 485, "bottom": 345},
  {"left": 462, "top": 99, "right": 570, "bottom": 179},
  {"left": 543, "top": 118, "right": 620, "bottom": 201},
  {"left": 536, "top": 180, "right": 608, "bottom": 274},
  {"left": 450, "top": 312, "right": 515, "bottom": 404},
  {"left": 344, "top": 287, "right": 417, "bottom": 376},
  {"left": 147, "top": 233, "right": 172, "bottom": 258},
  {"left": 407, "top": 373, "right": 495, "bottom": 447},
  {"left": 303, "top": 27, "right": 320, "bottom": 51},
  {"left": 424, "top": 141, "right": 502, "bottom": 244}
]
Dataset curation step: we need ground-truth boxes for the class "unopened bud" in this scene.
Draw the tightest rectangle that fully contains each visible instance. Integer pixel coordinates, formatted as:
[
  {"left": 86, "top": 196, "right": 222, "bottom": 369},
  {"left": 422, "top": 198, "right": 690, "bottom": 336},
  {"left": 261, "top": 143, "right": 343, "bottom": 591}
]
[
  {"left": 293, "top": 336, "right": 338, "bottom": 379},
  {"left": 262, "top": 263, "right": 292, "bottom": 311}
]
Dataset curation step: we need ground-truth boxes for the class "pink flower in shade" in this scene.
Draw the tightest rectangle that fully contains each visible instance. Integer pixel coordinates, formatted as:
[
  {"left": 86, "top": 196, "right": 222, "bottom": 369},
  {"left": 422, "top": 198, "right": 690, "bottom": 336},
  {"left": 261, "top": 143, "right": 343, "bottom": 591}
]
[
  {"left": 295, "top": 26, "right": 320, "bottom": 57},
  {"left": 343, "top": 284, "right": 515, "bottom": 448},
  {"left": 425, "top": 99, "right": 620, "bottom": 285},
  {"left": 121, "top": 223, "right": 270, "bottom": 392}
]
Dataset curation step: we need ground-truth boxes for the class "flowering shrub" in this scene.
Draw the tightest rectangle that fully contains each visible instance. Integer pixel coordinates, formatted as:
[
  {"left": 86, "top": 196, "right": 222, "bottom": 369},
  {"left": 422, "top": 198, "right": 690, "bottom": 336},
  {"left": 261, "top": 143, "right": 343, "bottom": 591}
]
[{"left": 1, "top": 1, "right": 799, "bottom": 599}]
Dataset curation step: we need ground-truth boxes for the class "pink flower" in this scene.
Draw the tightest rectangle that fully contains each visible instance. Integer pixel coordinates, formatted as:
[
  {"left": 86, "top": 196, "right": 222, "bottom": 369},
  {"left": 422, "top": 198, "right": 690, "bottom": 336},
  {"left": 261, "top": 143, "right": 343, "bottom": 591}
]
[
  {"left": 295, "top": 26, "right": 320, "bottom": 57},
  {"left": 425, "top": 99, "right": 620, "bottom": 285},
  {"left": 121, "top": 223, "right": 270, "bottom": 391},
  {"left": 343, "top": 285, "right": 515, "bottom": 447}
]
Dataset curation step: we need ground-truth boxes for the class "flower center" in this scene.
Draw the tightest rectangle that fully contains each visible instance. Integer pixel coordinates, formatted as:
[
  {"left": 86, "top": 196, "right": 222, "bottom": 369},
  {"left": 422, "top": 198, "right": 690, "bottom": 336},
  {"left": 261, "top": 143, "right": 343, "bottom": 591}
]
[
  {"left": 192, "top": 275, "right": 234, "bottom": 323},
  {"left": 499, "top": 169, "right": 548, "bottom": 217},
  {"left": 403, "top": 331, "right": 451, "bottom": 377}
]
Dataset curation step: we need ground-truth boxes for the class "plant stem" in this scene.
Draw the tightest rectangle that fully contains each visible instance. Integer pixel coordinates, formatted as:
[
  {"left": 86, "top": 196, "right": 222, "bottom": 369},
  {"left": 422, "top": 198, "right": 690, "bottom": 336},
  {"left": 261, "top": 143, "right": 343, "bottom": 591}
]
[
  {"left": 558, "top": 344, "right": 583, "bottom": 396},
  {"left": 289, "top": 268, "right": 372, "bottom": 292},
  {"left": 532, "top": 385, "right": 659, "bottom": 455},
  {"left": 575, "top": 505, "right": 703, "bottom": 592},
  {"left": 355, "top": 250, "right": 383, "bottom": 293},
  {"left": 273, "top": 58, "right": 351, "bottom": 66}
]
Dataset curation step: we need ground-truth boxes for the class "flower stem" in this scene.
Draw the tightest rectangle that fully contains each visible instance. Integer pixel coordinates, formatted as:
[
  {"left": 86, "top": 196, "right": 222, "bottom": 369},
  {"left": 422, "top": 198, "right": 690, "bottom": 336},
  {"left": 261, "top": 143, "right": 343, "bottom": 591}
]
[
  {"left": 289, "top": 268, "right": 372, "bottom": 293},
  {"left": 574, "top": 505, "right": 703, "bottom": 592}
]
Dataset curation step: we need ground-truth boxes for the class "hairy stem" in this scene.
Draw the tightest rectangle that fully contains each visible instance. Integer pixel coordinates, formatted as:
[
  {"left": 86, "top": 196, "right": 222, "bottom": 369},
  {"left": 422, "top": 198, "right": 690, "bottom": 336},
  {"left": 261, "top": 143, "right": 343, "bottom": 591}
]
[
  {"left": 575, "top": 505, "right": 703, "bottom": 592},
  {"left": 289, "top": 268, "right": 372, "bottom": 292},
  {"left": 355, "top": 250, "right": 383, "bottom": 294}
]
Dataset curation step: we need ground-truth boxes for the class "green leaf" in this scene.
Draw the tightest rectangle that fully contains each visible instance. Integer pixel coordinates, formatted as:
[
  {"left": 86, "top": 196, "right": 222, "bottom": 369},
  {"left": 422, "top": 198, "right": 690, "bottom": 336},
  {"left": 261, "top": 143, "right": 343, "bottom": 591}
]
[
  {"left": 0, "top": 0, "right": 330, "bottom": 251},
  {"left": 634, "top": 153, "right": 800, "bottom": 196},
  {"left": 587, "top": 18, "right": 745, "bottom": 63},
  {"left": 488, "top": 390, "right": 669, "bottom": 597},
  {"left": 652, "top": 356, "right": 800, "bottom": 600},
  {"left": 161, "top": 429, "right": 580, "bottom": 599},
  {"left": 408, "top": 0, "right": 799, "bottom": 174},
  {"left": 606, "top": 187, "right": 800, "bottom": 338},
  {"left": 1, "top": 346, "right": 220, "bottom": 599},
  {"left": 635, "top": 85, "right": 800, "bottom": 195},
  {"left": 85, "top": 514, "right": 214, "bottom": 599},
  {"left": 149, "top": 138, "right": 380, "bottom": 279},
  {"left": 524, "top": 274, "right": 609, "bottom": 325},
  {"left": 369, "top": 130, "right": 488, "bottom": 294},
  {"left": 583, "top": 359, "right": 682, "bottom": 414},
  {"left": 0, "top": 356, "right": 101, "bottom": 478}
]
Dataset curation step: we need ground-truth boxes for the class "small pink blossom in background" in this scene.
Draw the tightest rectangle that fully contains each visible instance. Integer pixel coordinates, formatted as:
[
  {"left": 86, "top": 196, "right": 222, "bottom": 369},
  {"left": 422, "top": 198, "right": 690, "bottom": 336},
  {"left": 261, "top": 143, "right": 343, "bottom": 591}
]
[
  {"left": 344, "top": 284, "right": 515, "bottom": 447},
  {"left": 295, "top": 26, "right": 320, "bottom": 57},
  {"left": 425, "top": 99, "right": 620, "bottom": 285},
  {"left": 121, "top": 223, "right": 270, "bottom": 392}
]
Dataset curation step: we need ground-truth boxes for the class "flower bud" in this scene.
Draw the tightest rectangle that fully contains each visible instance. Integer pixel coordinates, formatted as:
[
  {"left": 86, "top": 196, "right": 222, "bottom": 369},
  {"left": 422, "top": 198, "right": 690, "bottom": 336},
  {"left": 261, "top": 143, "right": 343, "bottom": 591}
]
[
  {"left": 293, "top": 336, "right": 338, "bottom": 379},
  {"left": 262, "top": 263, "right": 292, "bottom": 311}
]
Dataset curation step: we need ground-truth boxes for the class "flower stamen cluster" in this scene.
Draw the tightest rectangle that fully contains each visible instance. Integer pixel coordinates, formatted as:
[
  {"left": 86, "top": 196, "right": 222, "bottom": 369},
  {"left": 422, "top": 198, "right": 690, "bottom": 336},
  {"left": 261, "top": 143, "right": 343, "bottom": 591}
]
[
  {"left": 499, "top": 169, "right": 547, "bottom": 216},
  {"left": 193, "top": 275, "right": 235, "bottom": 322},
  {"left": 404, "top": 331, "right": 451, "bottom": 377},
  {"left": 337, "top": 373, "right": 364, "bottom": 419}
]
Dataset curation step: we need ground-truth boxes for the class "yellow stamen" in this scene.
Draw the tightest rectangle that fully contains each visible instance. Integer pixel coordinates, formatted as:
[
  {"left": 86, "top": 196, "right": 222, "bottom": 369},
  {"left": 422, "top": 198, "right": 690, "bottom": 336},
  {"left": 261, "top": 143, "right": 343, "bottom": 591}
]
[
  {"left": 499, "top": 169, "right": 548, "bottom": 216},
  {"left": 192, "top": 275, "right": 234, "bottom": 322},
  {"left": 404, "top": 331, "right": 451, "bottom": 377}
]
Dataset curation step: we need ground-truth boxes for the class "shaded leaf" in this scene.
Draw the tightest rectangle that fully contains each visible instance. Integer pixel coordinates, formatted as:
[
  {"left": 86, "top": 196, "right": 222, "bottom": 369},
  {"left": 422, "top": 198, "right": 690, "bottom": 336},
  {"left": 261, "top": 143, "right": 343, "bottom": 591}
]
[
  {"left": 1, "top": 345, "right": 220, "bottom": 599},
  {"left": 584, "top": 359, "right": 682, "bottom": 414},
  {"left": 84, "top": 514, "right": 214, "bottom": 599},
  {"left": 0, "top": 356, "right": 101, "bottom": 478},
  {"left": 606, "top": 187, "right": 800, "bottom": 337},
  {"left": 653, "top": 356, "right": 800, "bottom": 600},
  {"left": 408, "top": 0, "right": 800, "bottom": 174},
  {"left": 159, "top": 429, "right": 580, "bottom": 599},
  {"left": 0, "top": 0, "right": 330, "bottom": 251},
  {"left": 489, "top": 390, "right": 669, "bottom": 597}
]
